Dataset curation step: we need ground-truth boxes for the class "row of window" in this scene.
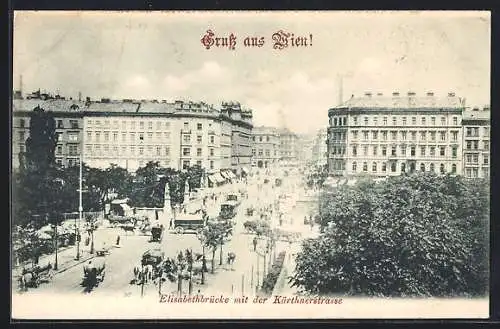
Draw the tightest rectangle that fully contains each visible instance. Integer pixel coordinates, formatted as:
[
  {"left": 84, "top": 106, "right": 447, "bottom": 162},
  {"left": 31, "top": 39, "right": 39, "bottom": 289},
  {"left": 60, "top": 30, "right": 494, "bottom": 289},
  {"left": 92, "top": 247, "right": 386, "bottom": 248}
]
[
  {"left": 464, "top": 167, "right": 489, "bottom": 178},
  {"left": 56, "top": 145, "right": 79, "bottom": 156},
  {"left": 252, "top": 149, "right": 279, "bottom": 157},
  {"left": 252, "top": 135, "right": 278, "bottom": 142},
  {"left": 347, "top": 130, "right": 460, "bottom": 142},
  {"left": 330, "top": 115, "right": 460, "bottom": 127},
  {"left": 465, "top": 140, "right": 489, "bottom": 150},
  {"left": 87, "top": 120, "right": 208, "bottom": 132},
  {"left": 182, "top": 134, "right": 216, "bottom": 144},
  {"left": 350, "top": 145, "right": 458, "bottom": 158},
  {"left": 85, "top": 145, "right": 171, "bottom": 157},
  {"left": 182, "top": 147, "right": 216, "bottom": 157},
  {"left": 465, "top": 127, "right": 489, "bottom": 137},
  {"left": 465, "top": 154, "right": 489, "bottom": 165},
  {"left": 18, "top": 131, "right": 80, "bottom": 143},
  {"left": 56, "top": 120, "right": 80, "bottom": 129},
  {"left": 351, "top": 161, "right": 457, "bottom": 174}
]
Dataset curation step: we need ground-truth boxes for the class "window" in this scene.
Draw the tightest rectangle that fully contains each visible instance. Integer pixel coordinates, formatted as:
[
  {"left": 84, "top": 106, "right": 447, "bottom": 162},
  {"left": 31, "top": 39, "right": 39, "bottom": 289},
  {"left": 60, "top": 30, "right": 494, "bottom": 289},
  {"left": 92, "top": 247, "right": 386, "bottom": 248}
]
[
  {"left": 148, "top": 121, "right": 153, "bottom": 130},
  {"left": 210, "top": 161, "right": 214, "bottom": 169},
  {"left": 104, "top": 120, "right": 109, "bottom": 127},
  {"left": 391, "top": 163, "right": 396, "bottom": 172},
  {"left": 122, "top": 133, "right": 126, "bottom": 142},
  {"left": 146, "top": 132, "right": 152, "bottom": 141},
  {"left": 259, "top": 136, "right": 263, "bottom": 142},
  {"left": 197, "top": 148, "right": 202, "bottom": 156},
  {"left": 392, "top": 117, "right": 397, "bottom": 125},
  {"left": 104, "top": 132, "right": 109, "bottom": 141},
  {"left": 412, "top": 117, "right": 416, "bottom": 125},
  {"left": 19, "top": 131, "right": 25, "bottom": 141},
  {"left": 121, "top": 146, "right": 126, "bottom": 155},
  {"left": 130, "top": 146, "right": 135, "bottom": 155},
  {"left": 184, "top": 122, "right": 189, "bottom": 130},
  {"left": 129, "top": 133, "right": 134, "bottom": 142},
  {"left": 113, "top": 132, "right": 118, "bottom": 141},
  {"left": 420, "top": 163, "right": 425, "bottom": 171},
  {"left": 382, "top": 131, "right": 387, "bottom": 140},
  {"left": 139, "top": 133, "right": 144, "bottom": 141},
  {"left": 452, "top": 147, "right": 457, "bottom": 158},
  {"left": 196, "top": 135, "right": 202, "bottom": 143},
  {"left": 473, "top": 141, "right": 479, "bottom": 150},
  {"left": 430, "top": 163, "right": 435, "bottom": 172},
  {"left": 363, "top": 146, "right": 368, "bottom": 156},
  {"left": 382, "top": 162, "right": 387, "bottom": 171},
  {"left": 466, "top": 154, "right": 472, "bottom": 164},
  {"left": 430, "top": 146, "right": 435, "bottom": 156},
  {"left": 265, "top": 150, "right": 270, "bottom": 157},
  {"left": 420, "top": 146, "right": 426, "bottom": 156},
  {"left": 183, "top": 160, "right": 190, "bottom": 170},
  {"left": 472, "top": 154, "right": 479, "bottom": 163},
  {"left": 382, "top": 146, "right": 387, "bottom": 156},
  {"left": 401, "top": 145, "right": 406, "bottom": 156},
  {"left": 68, "top": 133, "right": 78, "bottom": 142},
  {"left": 352, "top": 146, "right": 357, "bottom": 156},
  {"left": 94, "top": 132, "right": 100, "bottom": 142},
  {"left": 86, "top": 145, "right": 92, "bottom": 154},
  {"left": 484, "top": 127, "right": 490, "bottom": 137},
  {"left": 352, "top": 131, "right": 358, "bottom": 139},
  {"left": 383, "top": 117, "right": 387, "bottom": 126},
  {"left": 373, "top": 146, "right": 378, "bottom": 156},
  {"left": 484, "top": 141, "right": 489, "bottom": 150},
  {"left": 197, "top": 123, "right": 203, "bottom": 130},
  {"left": 484, "top": 155, "right": 489, "bottom": 165},
  {"left": 430, "top": 131, "right": 436, "bottom": 141},
  {"left": 451, "top": 131, "right": 458, "bottom": 141},
  {"left": 472, "top": 168, "right": 479, "bottom": 178},
  {"left": 453, "top": 117, "right": 458, "bottom": 125},
  {"left": 113, "top": 146, "right": 118, "bottom": 155},
  {"left": 372, "top": 162, "right": 377, "bottom": 172},
  {"left": 56, "top": 145, "right": 63, "bottom": 155},
  {"left": 431, "top": 117, "right": 436, "bottom": 125},
  {"left": 440, "top": 131, "right": 446, "bottom": 141},
  {"left": 440, "top": 146, "right": 445, "bottom": 156},
  {"left": 363, "top": 131, "right": 368, "bottom": 140},
  {"left": 372, "top": 131, "right": 378, "bottom": 140},
  {"left": 156, "top": 122, "right": 162, "bottom": 130},
  {"left": 352, "top": 161, "right": 357, "bottom": 172},
  {"left": 440, "top": 164, "right": 445, "bottom": 174},
  {"left": 266, "top": 136, "right": 270, "bottom": 142},
  {"left": 373, "top": 117, "right": 378, "bottom": 126},
  {"left": 402, "top": 117, "right": 407, "bottom": 126},
  {"left": 343, "top": 117, "right": 347, "bottom": 125},
  {"left": 156, "top": 132, "right": 162, "bottom": 141},
  {"left": 411, "top": 146, "right": 416, "bottom": 156},
  {"left": 196, "top": 160, "right": 202, "bottom": 167},
  {"left": 210, "top": 135, "right": 215, "bottom": 144},
  {"left": 473, "top": 127, "right": 479, "bottom": 137},
  {"left": 183, "top": 148, "right": 191, "bottom": 156},
  {"left": 363, "top": 162, "right": 368, "bottom": 172},
  {"left": 183, "top": 134, "right": 191, "bottom": 143},
  {"left": 391, "top": 146, "right": 397, "bottom": 156},
  {"left": 57, "top": 120, "right": 64, "bottom": 128},
  {"left": 334, "top": 118, "right": 338, "bottom": 126},
  {"left": 391, "top": 131, "right": 397, "bottom": 140},
  {"left": 165, "top": 146, "right": 170, "bottom": 156},
  {"left": 353, "top": 117, "right": 358, "bottom": 125},
  {"left": 139, "top": 146, "right": 144, "bottom": 155},
  {"left": 210, "top": 148, "right": 214, "bottom": 156},
  {"left": 364, "top": 117, "right": 369, "bottom": 126},
  {"left": 441, "top": 117, "right": 445, "bottom": 126},
  {"left": 258, "top": 149, "right": 263, "bottom": 156},
  {"left": 68, "top": 145, "right": 78, "bottom": 156},
  {"left": 419, "top": 131, "right": 426, "bottom": 141},
  {"left": 452, "top": 164, "right": 457, "bottom": 173},
  {"left": 56, "top": 159, "right": 63, "bottom": 166},
  {"left": 401, "top": 131, "right": 407, "bottom": 140},
  {"left": 139, "top": 121, "right": 144, "bottom": 130},
  {"left": 421, "top": 117, "right": 426, "bottom": 125},
  {"left": 411, "top": 132, "right": 416, "bottom": 141},
  {"left": 401, "top": 163, "right": 406, "bottom": 173},
  {"left": 20, "top": 119, "right": 25, "bottom": 128}
]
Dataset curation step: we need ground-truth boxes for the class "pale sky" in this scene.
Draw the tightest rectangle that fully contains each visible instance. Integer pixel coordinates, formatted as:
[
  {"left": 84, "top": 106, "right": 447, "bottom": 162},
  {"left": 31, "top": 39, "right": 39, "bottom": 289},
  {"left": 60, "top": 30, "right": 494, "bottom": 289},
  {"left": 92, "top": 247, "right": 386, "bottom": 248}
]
[{"left": 13, "top": 11, "right": 490, "bottom": 134}]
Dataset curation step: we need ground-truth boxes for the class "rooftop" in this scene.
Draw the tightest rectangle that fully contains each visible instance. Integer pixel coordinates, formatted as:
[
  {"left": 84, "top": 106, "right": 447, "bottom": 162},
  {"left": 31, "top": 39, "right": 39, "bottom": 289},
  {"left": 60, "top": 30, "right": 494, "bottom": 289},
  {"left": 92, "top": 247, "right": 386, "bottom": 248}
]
[
  {"left": 334, "top": 92, "right": 464, "bottom": 109},
  {"left": 463, "top": 109, "right": 490, "bottom": 121}
]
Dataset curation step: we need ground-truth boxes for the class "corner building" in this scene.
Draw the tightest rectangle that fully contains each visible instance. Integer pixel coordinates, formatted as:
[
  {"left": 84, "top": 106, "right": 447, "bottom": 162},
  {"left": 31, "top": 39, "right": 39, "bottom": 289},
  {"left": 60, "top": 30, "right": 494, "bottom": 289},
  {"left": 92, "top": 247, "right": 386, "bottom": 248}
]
[
  {"left": 327, "top": 91, "right": 464, "bottom": 177},
  {"left": 462, "top": 107, "right": 490, "bottom": 178}
]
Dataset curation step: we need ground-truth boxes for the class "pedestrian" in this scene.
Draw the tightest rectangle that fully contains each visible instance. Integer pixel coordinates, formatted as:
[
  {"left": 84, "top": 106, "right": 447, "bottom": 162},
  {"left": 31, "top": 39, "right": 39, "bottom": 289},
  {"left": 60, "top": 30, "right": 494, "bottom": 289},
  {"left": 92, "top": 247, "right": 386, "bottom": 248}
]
[
  {"left": 169, "top": 218, "right": 173, "bottom": 229},
  {"left": 116, "top": 235, "right": 120, "bottom": 246},
  {"left": 252, "top": 237, "right": 258, "bottom": 252}
]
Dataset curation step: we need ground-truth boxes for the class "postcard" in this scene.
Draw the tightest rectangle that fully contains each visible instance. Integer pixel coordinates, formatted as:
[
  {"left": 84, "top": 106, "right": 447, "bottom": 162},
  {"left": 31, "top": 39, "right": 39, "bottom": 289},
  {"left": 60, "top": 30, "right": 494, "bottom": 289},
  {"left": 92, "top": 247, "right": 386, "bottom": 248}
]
[{"left": 11, "top": 10, "right": 490, "bottom": 319}]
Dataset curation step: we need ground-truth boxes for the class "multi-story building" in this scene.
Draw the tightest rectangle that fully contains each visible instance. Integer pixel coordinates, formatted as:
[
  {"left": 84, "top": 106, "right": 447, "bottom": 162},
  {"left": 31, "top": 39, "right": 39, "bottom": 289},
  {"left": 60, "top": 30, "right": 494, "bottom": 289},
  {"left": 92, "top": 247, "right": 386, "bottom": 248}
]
[
  {"left": 251, "top": 126, "right": 280, "bottom": 168},
  {"left": 221, "top": 102, "right": 253, "bottom": 176},
  {"left": 462, "top": 107, "right": 490, "bottom": 178},
  {"left": 279, "top": 128, "right": 300, "bottom": 165},
  {"left": 12, "top": 92, "right": 254, "bottom": 180},
  {"left": 327, "top": 91, "right": 464, "bottom": 177},
  {"left": 12, "top": 91, "right": 85, "bottom": 169},
  {"left": 311, "top": 128, "right": 328, "bottom": 167}
]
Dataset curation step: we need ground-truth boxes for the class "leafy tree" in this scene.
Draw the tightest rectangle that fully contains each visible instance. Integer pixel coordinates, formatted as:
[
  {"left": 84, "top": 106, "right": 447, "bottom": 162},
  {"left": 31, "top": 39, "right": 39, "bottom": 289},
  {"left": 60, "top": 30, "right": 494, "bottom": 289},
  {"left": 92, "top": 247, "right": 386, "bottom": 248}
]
[
  {"left": 199, "top": 220, "right": 234, "bottom": 273},
  {"left": 291, "top": 172, "right": 489, "bottom": 297},
  {"left": 305, "top": 164, "right": 328, "bottom": 189},
  {"left": 185, "top": 165, "right": 204, "bottom": 190}
]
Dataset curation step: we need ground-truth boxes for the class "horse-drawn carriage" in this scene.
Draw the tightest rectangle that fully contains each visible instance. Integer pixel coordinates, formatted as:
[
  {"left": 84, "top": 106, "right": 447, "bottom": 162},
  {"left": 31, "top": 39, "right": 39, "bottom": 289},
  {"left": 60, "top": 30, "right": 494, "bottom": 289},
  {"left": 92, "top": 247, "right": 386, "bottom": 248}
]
[
  {"left": 173, "top": 214, "right": 205, "bottom": 235},
  {"left": 82, "top": 255, "right": 106, "bottom": 291},
  {"left": 18, "top": 263, "right": 54, "bottom": 291},
  {"left": 150, "top": 223, "right": 165, "bottom": 242},
  {"left": 220, "top": 202, "right": 238, "bottom": 220}
]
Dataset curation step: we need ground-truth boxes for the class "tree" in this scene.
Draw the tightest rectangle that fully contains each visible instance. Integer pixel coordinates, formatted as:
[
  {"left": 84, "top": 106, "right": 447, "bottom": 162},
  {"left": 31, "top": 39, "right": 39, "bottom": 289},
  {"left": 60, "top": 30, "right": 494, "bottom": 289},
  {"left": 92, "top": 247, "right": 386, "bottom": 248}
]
[
  {"left": 199, "top": 220, "right": 233, "bottom": 273},
  {"left": 305, "top": 164, "right": 328, "bottom": 189},
  {"left": 186, "top": 165, "right": 204, "bottom": 190},
  {"left": 291, "top": 172, "right": 490, "bottom": 297}
]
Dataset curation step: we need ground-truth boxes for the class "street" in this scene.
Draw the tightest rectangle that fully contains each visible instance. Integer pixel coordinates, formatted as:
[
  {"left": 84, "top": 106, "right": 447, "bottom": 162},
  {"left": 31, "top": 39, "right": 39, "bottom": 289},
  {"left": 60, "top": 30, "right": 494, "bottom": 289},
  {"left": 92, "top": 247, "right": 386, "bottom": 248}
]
[{"left": 14, "top": 170, "right": 314, "bottom": 299}]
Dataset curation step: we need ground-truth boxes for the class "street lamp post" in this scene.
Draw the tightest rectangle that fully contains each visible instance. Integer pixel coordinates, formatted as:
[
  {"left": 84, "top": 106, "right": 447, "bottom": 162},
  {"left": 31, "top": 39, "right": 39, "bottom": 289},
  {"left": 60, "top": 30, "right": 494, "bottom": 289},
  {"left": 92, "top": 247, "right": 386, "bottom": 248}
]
[{"left": 76, "top": 152, "right": 83, "bottom": 260}]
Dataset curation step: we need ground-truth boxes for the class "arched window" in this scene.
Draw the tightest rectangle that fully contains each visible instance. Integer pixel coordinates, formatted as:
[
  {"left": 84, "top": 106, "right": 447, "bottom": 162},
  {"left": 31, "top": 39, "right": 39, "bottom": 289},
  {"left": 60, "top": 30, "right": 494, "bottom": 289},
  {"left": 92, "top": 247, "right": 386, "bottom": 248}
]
[
  {"left": 430, "top": 163, "right": 435, "bottom": 172},
  {"left": 352, "top": 161, "right": 357, "bottom": 172},
  {"left": 440, "top": 164, "right": 445, "bottom": 174},
  {"left": 391, "top": 163, "right": 396, "bottom": 172},
  {"left": 334, "top": 118, "right": 338, "bottom": 126},
  {"left": 372, "top": 162, "right": 377, "bottom": 172},
  {"left": 363, "top": 162, "right": 368, "bottom": 172},
  {"left": 401, "top": 163, "right": 406, "bottom": 172},
  {"left": 420, "top": 163, "right": 425, "bottom": 172},
  {"left": 382, "top": 162, "right": 387, "bottom": 172},
  {"left": 451, "top": 164, "right": 457, "bottom": 173}
]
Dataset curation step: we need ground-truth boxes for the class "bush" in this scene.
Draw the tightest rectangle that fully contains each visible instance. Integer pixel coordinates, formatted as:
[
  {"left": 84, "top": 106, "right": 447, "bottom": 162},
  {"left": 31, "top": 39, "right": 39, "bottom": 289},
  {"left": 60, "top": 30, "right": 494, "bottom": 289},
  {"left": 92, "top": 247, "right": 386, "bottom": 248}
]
[
  {"left": 260, "top": 251, "right": 286, "bottom": 296},
  {"left": 291, "top": 173, "right": 489, "bottom": 297}
]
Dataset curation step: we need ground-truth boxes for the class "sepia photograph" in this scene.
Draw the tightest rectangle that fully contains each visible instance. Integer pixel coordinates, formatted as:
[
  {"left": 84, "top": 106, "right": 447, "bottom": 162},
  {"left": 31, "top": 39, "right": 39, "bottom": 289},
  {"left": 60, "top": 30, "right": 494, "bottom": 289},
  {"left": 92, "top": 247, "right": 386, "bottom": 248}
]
[{"left": 10, "top": 10, "right": 490, "bottom": 319}]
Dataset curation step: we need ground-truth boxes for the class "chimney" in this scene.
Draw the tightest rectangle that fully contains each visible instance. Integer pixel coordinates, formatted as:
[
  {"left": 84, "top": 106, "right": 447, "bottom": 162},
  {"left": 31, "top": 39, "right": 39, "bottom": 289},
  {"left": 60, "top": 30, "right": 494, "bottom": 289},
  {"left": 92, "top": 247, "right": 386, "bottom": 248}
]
[
  {"left": 337, "top": 75, "right": 343, "bottom": 106},
  {"left": 407, "top": 91, "right": 416, "bottom": 97},
  {"left": 426, "top": 91, "right": 434, "bottom": 97},
  {"left": 364, "top": 92, "right": 372, "bottom": 97},
  {"left": 78, "top": 92, "right": 82, "bottom": 102},
  {"left": 448, "top": 92, "right": 455, "bottom": 97},
  {"left": 392, "top": 92, "right": 400, "bottom": 97}
]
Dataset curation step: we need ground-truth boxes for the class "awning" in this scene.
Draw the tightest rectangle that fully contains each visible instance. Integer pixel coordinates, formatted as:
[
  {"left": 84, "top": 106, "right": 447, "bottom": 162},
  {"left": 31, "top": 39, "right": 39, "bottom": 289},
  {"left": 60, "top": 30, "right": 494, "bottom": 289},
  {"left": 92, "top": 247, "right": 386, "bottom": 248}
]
[
  {"left": 226, "top": 170, "right": 237, "bottom": 179},
  {"left": 208, "top": 175, "right": 215, "bottom": 184},
  {"left": 241, "top": 167, "right": 250, "bottom": 173},
  {"left": 220, "top": 171, "right": 231, "bottom": 180},
  {"left": 213, "top": 173, "right": 225, "bottom": 183}
]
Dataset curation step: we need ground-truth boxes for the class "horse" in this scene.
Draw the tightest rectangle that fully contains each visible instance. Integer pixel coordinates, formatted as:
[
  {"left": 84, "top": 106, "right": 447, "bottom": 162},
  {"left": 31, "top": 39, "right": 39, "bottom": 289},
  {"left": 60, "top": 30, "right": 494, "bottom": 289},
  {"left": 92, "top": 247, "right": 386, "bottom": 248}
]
[
  {"left": 19, "top": 272, "right": 38, "bottom": 291},
  {"left": 143, "top": 264, "right": 154, "bottom": 283},
  {"left": 133, "top": 264, "right": 143, "bottom": 284},
  {"left": 121, "top": 225, "right": 135, "bottom": 235},
  {"left": 227, "top": 252, "right": 236, "bottom": 265}
]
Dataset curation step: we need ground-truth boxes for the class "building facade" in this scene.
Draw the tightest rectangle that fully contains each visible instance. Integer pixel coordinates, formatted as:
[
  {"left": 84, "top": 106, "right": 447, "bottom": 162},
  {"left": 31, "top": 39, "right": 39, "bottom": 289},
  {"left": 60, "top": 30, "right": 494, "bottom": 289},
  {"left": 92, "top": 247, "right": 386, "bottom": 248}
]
[
  {"left": 327, "top": 91, "right": 464, "bottom": 177},
  {"left": 279, "top": 128, "right": 300, "bottom": 165},
  {"left": 462, "top": 107, "right": 490, "bottom": 178},
  {"left": 251, "top": 126, "right": 280, "bottom": 168},
  {"left": 12, "top": 93, "right": 85, "bottom": 170},
  {"left": 311, "top": 128, "right": 328, "bottom": 167},
  {"left": 12, "top": 93, "right": 253, "bottom": 177}
]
